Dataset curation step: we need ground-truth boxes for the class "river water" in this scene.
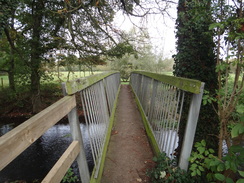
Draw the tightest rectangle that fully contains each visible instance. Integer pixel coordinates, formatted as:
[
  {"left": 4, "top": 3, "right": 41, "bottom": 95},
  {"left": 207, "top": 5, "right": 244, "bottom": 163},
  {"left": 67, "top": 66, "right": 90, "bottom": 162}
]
[{"left": 0, "top": 118, "right": 94, "bottom": 182}]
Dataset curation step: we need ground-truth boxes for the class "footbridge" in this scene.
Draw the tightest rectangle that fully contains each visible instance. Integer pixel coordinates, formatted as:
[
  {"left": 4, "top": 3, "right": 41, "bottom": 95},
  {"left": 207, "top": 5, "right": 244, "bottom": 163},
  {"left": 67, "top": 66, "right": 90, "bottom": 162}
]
[{"left": 0, "top": 71, "right": 204, "bottom": 183}]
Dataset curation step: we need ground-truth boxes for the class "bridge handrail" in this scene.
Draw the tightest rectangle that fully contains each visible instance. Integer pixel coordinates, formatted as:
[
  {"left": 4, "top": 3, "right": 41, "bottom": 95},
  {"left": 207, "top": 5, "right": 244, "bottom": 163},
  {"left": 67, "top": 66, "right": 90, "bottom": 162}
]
[
  {"left": 132, "top": 71, "right": 202, "bottom": 94},
  {"left": 63, "top": 71, "right": 118, "bottom": 95},
  {"left": 0, "top": 96, "right": 75, "bottom": 171},
  {"left": 0, "top": 72, "right": 120, "bottom": 183},
  {"left": 0, "top": 96, "right": 81, "bottom": 182},
  {"left": 62, "top": 71, "right": 121, "bottom": 182},
  {"left": 130, "top": 71, "right": 204, "bottom": 171}
]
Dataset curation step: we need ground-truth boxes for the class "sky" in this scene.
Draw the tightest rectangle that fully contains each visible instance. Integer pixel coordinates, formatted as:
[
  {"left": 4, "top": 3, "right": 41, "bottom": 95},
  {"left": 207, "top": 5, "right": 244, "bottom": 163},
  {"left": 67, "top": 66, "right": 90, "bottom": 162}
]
[{"left": 114, "top": 2, "right": 178, "bottom": 59}]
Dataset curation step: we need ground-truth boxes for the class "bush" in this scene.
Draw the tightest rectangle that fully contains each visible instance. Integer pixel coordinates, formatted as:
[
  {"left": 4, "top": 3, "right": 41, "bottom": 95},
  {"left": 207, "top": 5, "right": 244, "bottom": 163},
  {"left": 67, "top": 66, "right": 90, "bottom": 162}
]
[{"left": 147, "top": 152, "right": 193, "bottom": 183}]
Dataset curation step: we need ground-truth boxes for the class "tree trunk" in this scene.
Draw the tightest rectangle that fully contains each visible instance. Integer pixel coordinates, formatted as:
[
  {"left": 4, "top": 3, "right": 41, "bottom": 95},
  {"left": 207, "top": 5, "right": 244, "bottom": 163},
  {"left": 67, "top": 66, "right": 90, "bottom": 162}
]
[
  {"left": 30, "top": 0, "right": 44, "bottom": 113},
  {"left": 8, "top": 57, "right": 15, "bottom": 91},
  {"left": 174, "top": 0, "right": 219, "bottom": 154}
]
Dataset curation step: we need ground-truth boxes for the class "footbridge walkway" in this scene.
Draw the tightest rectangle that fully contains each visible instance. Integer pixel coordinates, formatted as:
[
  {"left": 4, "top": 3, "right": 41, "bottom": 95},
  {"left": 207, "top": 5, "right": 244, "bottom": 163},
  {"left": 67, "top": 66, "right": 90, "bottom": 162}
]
[{"left": 0, "top": 71, "right": 204, "bottom": 183}]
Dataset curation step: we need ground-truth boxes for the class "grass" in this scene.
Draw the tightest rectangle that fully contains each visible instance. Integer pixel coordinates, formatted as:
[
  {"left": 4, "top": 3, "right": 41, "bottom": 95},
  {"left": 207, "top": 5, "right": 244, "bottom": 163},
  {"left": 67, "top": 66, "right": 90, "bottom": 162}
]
[
  {"left": 0, "top": 71, "right": 103, "bottom": 88},
  {"left": 0, "top": 71, "right": 236, "bottom": 89},
  {"left": 45, "top": 71, "right": 103, "bottom": 83},
  {"left": 0, "top": 75, "right": 9, "bottom": 88}
]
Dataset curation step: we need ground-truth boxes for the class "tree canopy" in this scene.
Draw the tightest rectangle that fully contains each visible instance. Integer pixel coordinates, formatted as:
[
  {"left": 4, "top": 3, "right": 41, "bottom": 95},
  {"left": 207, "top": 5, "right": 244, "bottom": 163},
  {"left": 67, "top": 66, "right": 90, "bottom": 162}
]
[{"left": 0, "top": 0, "right": 141, "bottom": 112}]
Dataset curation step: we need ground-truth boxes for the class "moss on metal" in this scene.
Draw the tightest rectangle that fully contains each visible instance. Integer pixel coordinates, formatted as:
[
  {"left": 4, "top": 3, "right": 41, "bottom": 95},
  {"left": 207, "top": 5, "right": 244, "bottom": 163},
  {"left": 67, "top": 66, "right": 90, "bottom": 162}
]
[
  {"left": 130, "top": 84, "right": 161, "bottom": 157},
  {"left": 63, "top": 71, "right": 119, "bottom": 95},
  {"left": 132, "top": 71, "right": 203, "bottom": 94},
  {"left": 89, "top": 85, "right": 121, "bottom": 183}
]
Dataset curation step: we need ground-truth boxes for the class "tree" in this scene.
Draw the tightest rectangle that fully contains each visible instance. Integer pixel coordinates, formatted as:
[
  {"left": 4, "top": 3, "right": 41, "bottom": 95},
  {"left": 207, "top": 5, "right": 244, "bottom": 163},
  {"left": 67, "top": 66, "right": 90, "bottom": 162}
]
[
  {"left": 173, "top": 0, "right": 219, "bottom": 152},
  {"left": 209, "top": 0, "right": 244, "bottom": 158},
  {"left": 1, "top": 0, "right": 136, "bottom": 113},
  {"left": 1, "top": 0, "right": 175, "bottom": 113},
  {"left": 0, "top": 0, "right": 19, "bottom": 91}
]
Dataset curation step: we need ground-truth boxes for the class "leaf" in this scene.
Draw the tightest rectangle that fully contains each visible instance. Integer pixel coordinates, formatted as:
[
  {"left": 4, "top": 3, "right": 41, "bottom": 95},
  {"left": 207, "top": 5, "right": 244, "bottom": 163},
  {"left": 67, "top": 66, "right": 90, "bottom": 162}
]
[
  {"left": 238, "top": 170, "right": 244, "bottom": 177},
  {"left": 231, "top": 123, "right": 244, "bottom": 138},
  {"left": 230, "top": 145, "right": 243, "bottom": 153},
  {"left": 226, "top": 177, "right": 234, "bottom": 183},
  {"left": 236, "top": 179, "right": 244, "bottom": 183},
  {"left": 209, "top": 148, "right": 215, "bottom": 153},
  {"left": 214, "top": 173, "right": 225, "bottom": 181},
  {"left": 197, "top": 169, "right": 201, "bottom": 176},
  {"left": 199, "top": 166, "right": 204, "bottom": 171},
  {"left": 205, "top": 150, "right": 209, "bottom": 156},
  {"left": 152, "top": 157, "right": 157, "bottom": 162},
  {"left": 210, "top": 160, "right": 220, "bottom": 167},
  {"left": 197, "top": 147, "right": 205, "bottom": 154},
  {"left": 241, "top": 115, "right": 244, "bottom": 122},
  {"left": 201, "top": 140, "right": 206, "bottom": 146},
  {"left": 225, "top": 161, "right": 230, "bottom": 169},
  {"left": 191, "top": 171, "right": 196, "bottom": 177},
  {"left": 217, "top": 163, "right": 225, "bottom": 172},
  {"left": 206, "top": 173, "right": 213, "bottom": 181}
]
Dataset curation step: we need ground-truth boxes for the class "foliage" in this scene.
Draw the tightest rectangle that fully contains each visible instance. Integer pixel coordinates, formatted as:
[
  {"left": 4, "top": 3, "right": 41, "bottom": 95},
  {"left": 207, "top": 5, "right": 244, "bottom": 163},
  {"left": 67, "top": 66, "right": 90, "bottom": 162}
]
[
  {"left": 174, "top": 0, "right": 219, "bottom": 155},
  {"left": 189, "top": 121, "right": 244, "bottom": 183},
  {"left": 204, "top": 0, "right": 244, "bottom": 158},
  {"left": 0, "top": 0, "right": 144, "bottom": 112},
  {"left": 147, "top": 152, "right": 193, "bottom": 183},
  {"left": 107, "top": 42, "right": 137, "bottom": 59},
  {"left": 62, "top": 168, "right": 79, "bottom": 183}
]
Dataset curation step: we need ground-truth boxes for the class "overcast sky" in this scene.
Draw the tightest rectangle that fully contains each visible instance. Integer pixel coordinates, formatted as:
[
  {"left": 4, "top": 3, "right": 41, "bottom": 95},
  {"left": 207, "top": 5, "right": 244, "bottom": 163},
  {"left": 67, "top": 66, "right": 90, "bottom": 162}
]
[{"left": 114, "top": 2, "right": 178, "bottom": 59}]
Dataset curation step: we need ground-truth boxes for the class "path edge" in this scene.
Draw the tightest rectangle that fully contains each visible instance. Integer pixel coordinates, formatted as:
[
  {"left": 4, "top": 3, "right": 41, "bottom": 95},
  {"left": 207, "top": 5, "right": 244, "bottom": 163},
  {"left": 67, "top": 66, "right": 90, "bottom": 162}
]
[
  {"left": 90, "top": 84, "right": 121, "bottom": 183},
  {"left": 130, "top": 84, "right": 161, "bottom": 157}
]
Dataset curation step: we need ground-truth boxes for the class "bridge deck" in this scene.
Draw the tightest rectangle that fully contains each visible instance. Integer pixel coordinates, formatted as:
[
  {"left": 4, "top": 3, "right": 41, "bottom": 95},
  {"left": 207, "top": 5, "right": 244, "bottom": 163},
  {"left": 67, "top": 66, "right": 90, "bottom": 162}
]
[{"left": 101, "top": 85, "right": 155, "bottom": 183}]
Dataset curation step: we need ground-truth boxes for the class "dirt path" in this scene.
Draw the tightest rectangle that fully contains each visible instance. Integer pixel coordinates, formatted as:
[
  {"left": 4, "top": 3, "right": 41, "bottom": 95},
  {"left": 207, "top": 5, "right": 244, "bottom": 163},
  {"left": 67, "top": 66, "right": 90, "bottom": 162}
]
[{"left": 101, "top": 85, "right": 155, "bottom": 183}]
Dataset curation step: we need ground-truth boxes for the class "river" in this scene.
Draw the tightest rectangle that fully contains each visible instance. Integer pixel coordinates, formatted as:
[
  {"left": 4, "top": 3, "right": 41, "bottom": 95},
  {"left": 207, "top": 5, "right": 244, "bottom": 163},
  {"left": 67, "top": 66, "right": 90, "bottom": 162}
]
[{"left": 0, "top": 117, "right": 94, "bottom": 182}]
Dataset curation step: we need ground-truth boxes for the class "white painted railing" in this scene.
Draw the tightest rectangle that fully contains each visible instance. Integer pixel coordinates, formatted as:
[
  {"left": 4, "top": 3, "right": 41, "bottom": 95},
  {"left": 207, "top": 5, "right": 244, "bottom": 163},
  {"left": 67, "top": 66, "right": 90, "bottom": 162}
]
[{"left": 130, "top": 71, "right": 204, "bottom": 170}]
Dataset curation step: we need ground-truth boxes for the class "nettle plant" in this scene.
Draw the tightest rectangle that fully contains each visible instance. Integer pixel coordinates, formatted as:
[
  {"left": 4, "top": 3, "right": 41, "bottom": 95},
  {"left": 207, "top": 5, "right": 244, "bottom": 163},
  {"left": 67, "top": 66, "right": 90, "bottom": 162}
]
[{"left": 189, "top": 119, "right": 244, "bottom": 183}]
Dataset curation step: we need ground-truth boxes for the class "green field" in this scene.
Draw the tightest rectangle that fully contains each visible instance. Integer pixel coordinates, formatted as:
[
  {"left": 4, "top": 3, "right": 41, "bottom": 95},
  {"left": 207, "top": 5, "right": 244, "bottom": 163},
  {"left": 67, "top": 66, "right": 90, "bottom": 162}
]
[
  {"left": 1, "top": 71, "right": 173, "bottom": 88},
  {"left": 0, "top": 71, "right": 103, "bottom": 88},
  {"left": 0, "top": 75, "right": 9, "bottom": 88},
  {"left": 46, "top": 71, "right": 103, "bottom": 83}
]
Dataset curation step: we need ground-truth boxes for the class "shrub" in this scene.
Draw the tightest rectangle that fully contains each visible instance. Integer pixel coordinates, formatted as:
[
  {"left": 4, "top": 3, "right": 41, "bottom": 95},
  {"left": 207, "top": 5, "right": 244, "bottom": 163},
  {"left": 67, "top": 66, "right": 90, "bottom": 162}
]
[{"left": 147, "top": 152, "right": 193, "bottom": 183}]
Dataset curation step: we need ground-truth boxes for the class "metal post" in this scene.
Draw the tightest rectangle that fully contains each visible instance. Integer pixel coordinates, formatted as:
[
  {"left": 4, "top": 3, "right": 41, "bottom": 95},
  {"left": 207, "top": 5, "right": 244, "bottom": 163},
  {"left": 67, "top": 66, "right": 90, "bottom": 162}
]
[
  {"left": 148, "top": 79, "right": 158, "bottom": 122},
  {"left": 179, "top": 82, "right": 205, "bottom": 171},
  {"left": 67, "top": 108, "right": 90, "bottom": 183},
  {"left": 62, "top": 83, "right": 90, "bottom": 183}
]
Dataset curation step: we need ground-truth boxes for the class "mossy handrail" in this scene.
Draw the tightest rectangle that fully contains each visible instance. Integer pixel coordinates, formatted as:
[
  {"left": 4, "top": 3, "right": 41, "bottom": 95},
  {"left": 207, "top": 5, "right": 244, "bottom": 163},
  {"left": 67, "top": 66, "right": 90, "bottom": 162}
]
[
  {"left": 62, "top": 71, "right": 121, "bottom": 183},
  {"left": 63, "top": 71, "right": 119, "bottom": 95},
  {"left": 130, "top": 71, "right": 205, "bottom": 171},
  {"left": 132, "top": 71, "right": 202, "bottom": 94}
]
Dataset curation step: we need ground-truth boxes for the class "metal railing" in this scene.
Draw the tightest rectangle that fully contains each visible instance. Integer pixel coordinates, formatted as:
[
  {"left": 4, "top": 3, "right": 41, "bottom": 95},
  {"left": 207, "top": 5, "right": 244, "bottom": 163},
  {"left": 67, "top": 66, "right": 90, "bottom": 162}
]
[
  {"left": 62, "top": 71, "right": 120, "bottom": 180},
  {"left": 130, "top": 71, "right": 204, "bottom": 170},
  {"left": 0, "top": 72, "right": 120, "bottom": 183}
]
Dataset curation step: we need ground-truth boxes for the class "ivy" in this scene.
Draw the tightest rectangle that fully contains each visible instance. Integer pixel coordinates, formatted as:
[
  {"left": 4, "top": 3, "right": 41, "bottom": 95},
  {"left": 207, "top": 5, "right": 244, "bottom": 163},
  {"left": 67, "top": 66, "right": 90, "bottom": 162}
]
[{"left": 174, "top": 0, "right": 219, "bottom": 154}]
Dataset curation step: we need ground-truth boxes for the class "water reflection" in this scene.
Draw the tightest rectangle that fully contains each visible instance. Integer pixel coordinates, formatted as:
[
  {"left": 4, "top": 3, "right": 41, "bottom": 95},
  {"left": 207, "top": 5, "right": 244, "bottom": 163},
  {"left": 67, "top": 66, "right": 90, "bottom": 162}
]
[{"left": 0, "top": 120, "right": 94, "bottom": 182}]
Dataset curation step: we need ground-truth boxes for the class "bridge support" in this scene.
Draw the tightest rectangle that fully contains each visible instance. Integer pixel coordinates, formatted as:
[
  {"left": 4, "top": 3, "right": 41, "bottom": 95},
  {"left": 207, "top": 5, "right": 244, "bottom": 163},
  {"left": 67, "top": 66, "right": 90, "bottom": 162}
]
[
  {"left": 67, "top": 107, "right": 90, "bottom": 183},
  {"left": 62, "top": 83, "right": 90, "bottom": 183},
  {"left": 179, "top": 83, "right": 205, "bottom": 171}
]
